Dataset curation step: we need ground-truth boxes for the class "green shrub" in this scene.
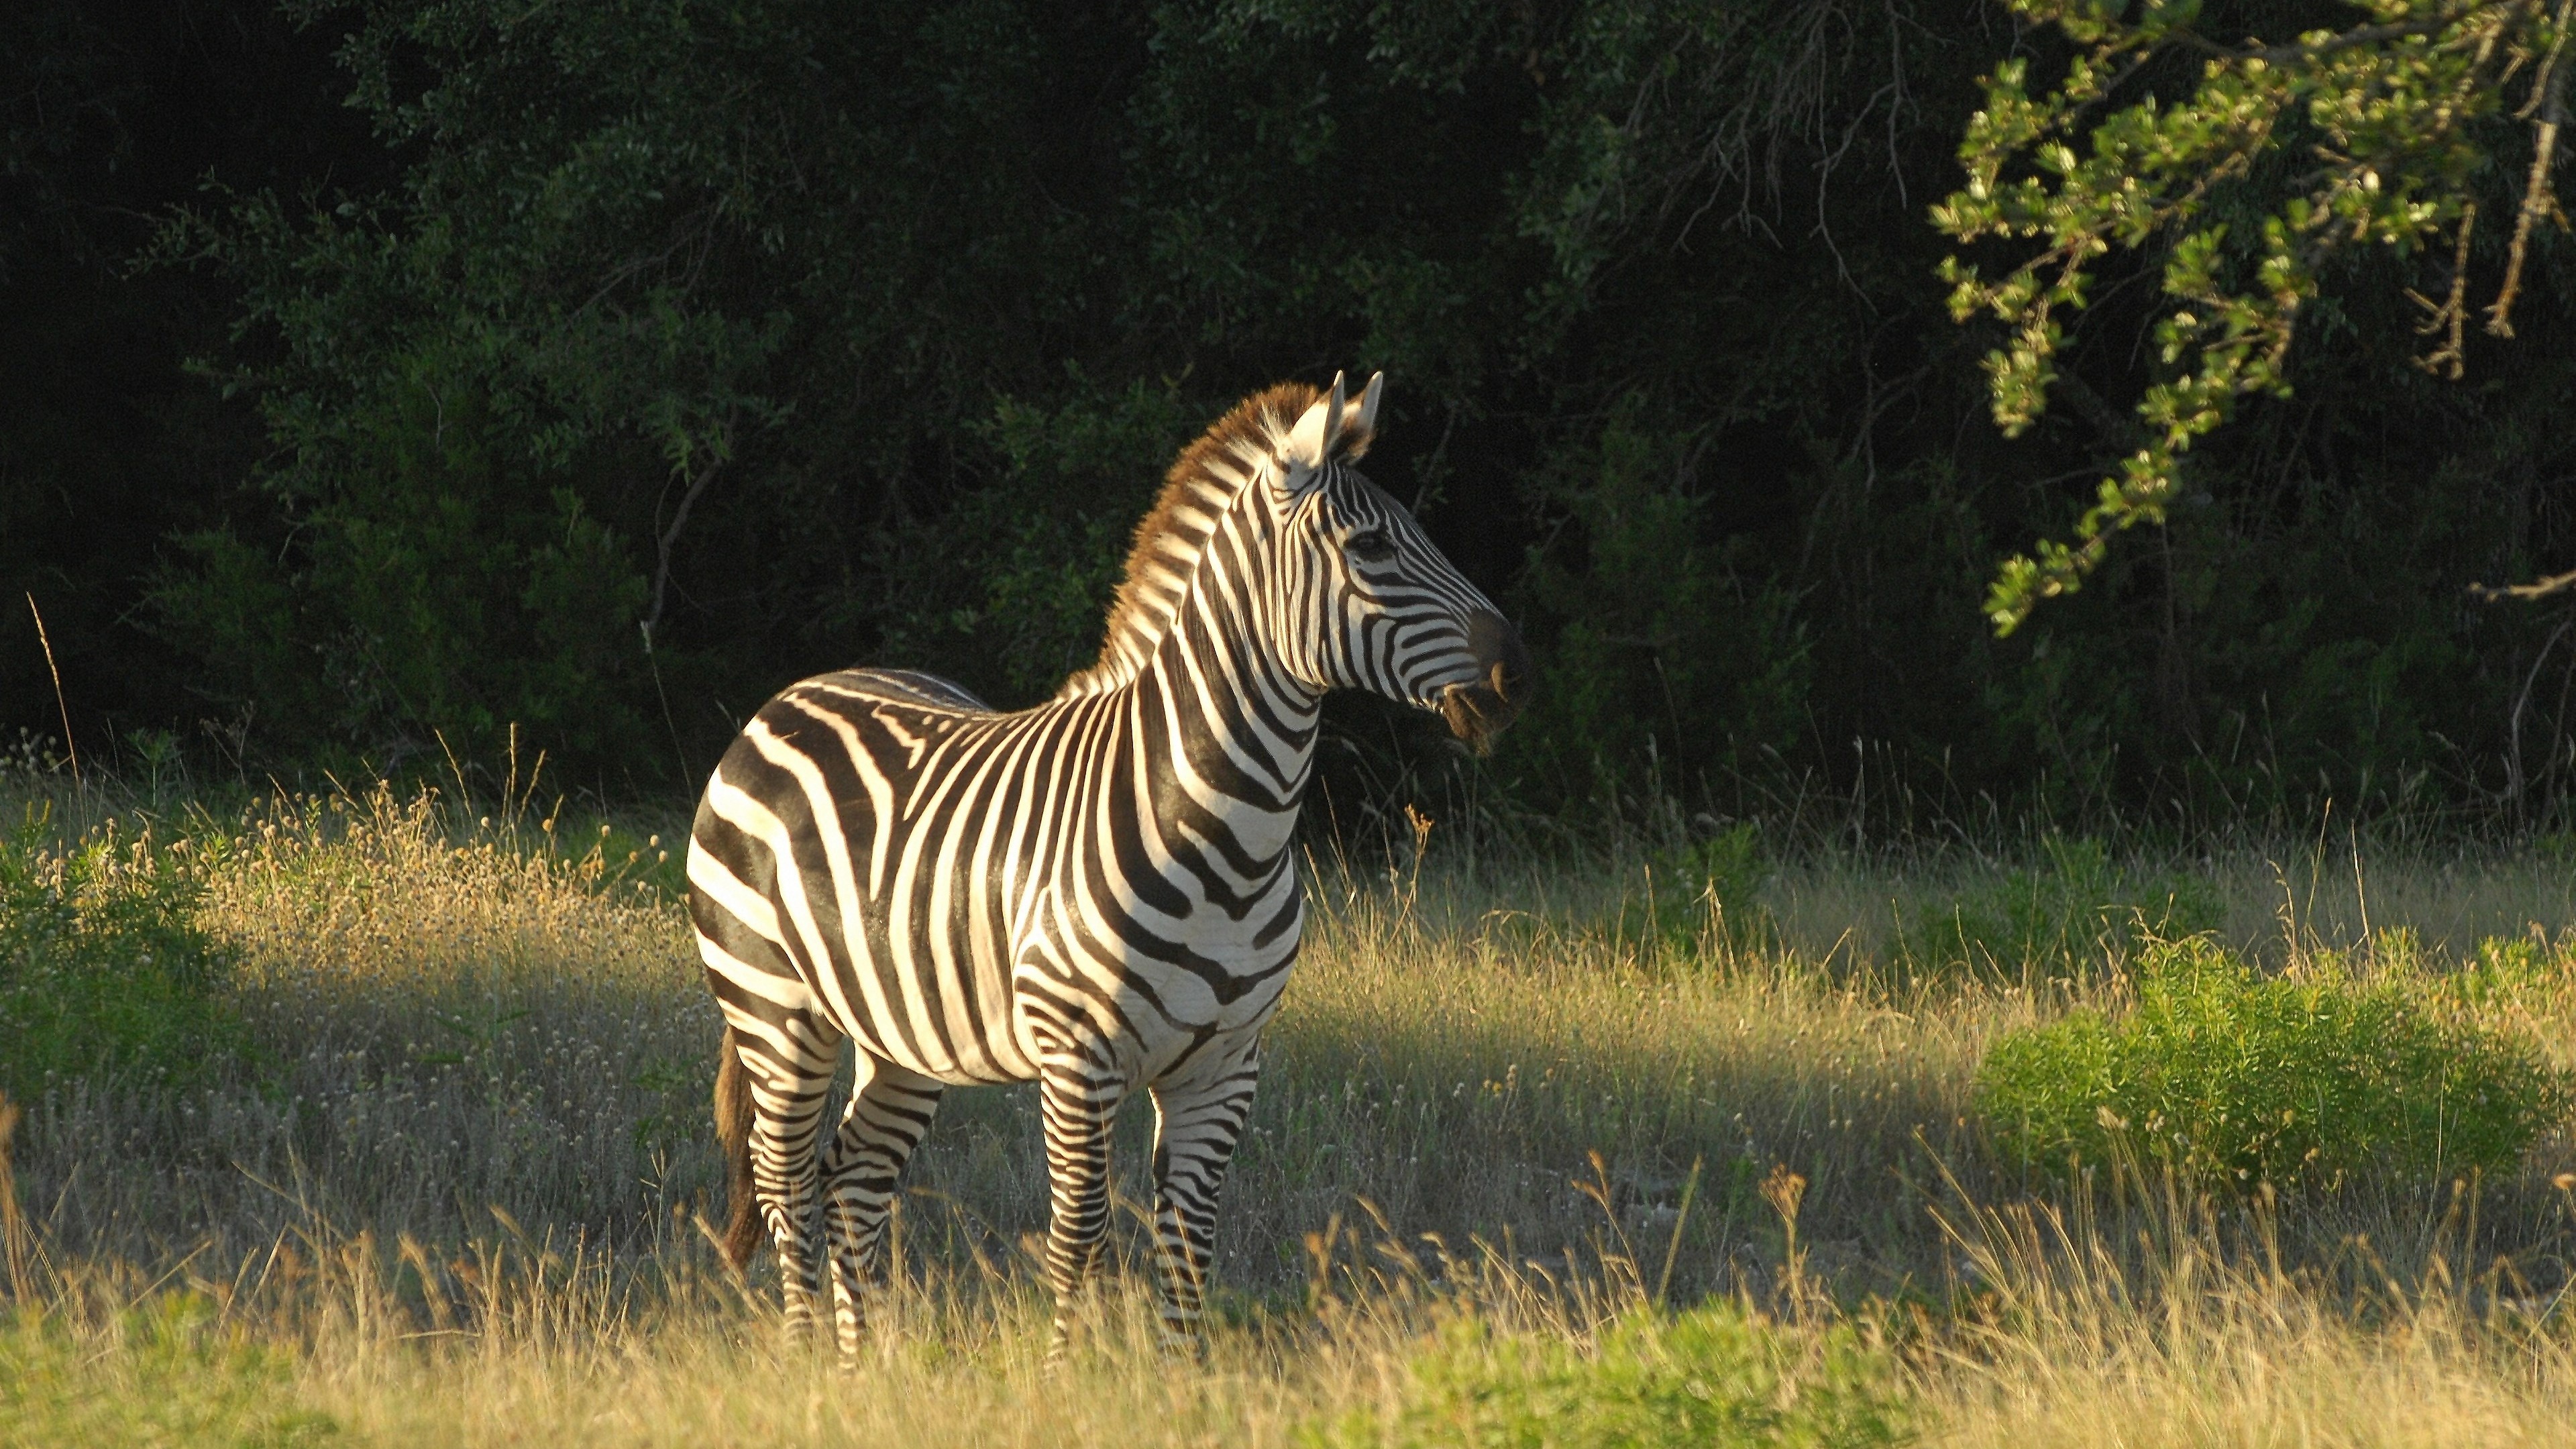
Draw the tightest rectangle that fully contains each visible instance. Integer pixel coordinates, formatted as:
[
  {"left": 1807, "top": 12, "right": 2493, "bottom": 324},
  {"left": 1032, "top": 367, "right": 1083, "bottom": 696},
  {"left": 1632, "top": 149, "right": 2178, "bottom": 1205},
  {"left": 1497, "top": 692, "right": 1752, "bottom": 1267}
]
[
  {"left": 2435, "top": 933, "right": 2560, "bottom": 1012},
  {"left": 1902, "top": 837, "right": 2219, "bottom": 981},
  {"left": 1301, "top": 1304, "right": 1907, "bottom": 1449},
  {"left": 1976, "top": 936, "right": 2568, "bottom": 1191},
  {"left": 1606, "top": 823, "right": 1774, "bottom": 962},
  {"left": 0, "top": 808, "right": 247, "bottom": 1098}
]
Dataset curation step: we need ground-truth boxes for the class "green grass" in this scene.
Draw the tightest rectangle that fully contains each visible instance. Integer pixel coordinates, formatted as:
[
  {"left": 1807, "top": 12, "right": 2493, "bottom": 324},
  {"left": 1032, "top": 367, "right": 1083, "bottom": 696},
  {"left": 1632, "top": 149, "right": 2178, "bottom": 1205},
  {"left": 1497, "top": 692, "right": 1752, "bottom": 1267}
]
[
  {"left": 1302, "top": 1303, "right": 1908, "bottom": 1449},
  {"left": 1, "top": 1297, "right": 339, "bottom": 1448}
]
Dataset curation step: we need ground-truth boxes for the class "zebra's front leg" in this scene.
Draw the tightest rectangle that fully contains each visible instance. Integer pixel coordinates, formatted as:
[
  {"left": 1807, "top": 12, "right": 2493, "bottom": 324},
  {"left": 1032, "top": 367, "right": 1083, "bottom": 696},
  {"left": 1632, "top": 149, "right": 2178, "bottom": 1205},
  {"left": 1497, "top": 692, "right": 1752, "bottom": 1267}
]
[
  {"left": 820, "top": 1053, "right": 945, "bottom": 1362},
  {"left": 1147, "top": 1037, "right": 1261, "bottom": 1355},
  {"left": 1038, "top": 1060, "right": 1129, "bottom": 1364}
]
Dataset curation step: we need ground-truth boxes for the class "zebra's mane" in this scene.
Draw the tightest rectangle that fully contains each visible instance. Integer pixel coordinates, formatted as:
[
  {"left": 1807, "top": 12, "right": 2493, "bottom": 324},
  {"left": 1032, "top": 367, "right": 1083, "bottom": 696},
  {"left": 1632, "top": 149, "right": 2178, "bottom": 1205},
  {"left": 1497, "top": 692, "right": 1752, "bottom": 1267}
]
[{"left": 1057, "top": 381, "right": 1375, "bottom": 698}]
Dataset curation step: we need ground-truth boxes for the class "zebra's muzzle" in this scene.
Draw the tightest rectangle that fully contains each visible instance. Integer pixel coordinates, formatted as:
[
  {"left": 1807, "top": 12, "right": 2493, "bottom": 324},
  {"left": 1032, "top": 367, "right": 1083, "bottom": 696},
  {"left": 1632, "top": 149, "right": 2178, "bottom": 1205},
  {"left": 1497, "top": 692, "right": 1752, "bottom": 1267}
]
[{"left": 1438, "top": 610, "right": 1532, "bottom": 755}]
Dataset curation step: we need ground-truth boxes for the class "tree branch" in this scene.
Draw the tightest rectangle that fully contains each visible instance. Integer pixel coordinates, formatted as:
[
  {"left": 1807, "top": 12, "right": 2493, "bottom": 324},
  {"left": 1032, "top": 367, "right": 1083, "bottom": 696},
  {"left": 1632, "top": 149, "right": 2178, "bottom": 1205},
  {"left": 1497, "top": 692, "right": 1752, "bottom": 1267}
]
[
  {"left": 2487, "top": 14, "right": 2569, "bottom": 336},
  {"left": 2051, "top": 369, "right": 2151, "bottom": 452},
  {"left": 2468, "top": 566, "right": 2576, "bottom": 601},
  {"left": 2408, "top": 201, "right": 2476, "bottom": 376},
  {"left": 2171, "top": 7, "right": 2486, "bottom": 67}
]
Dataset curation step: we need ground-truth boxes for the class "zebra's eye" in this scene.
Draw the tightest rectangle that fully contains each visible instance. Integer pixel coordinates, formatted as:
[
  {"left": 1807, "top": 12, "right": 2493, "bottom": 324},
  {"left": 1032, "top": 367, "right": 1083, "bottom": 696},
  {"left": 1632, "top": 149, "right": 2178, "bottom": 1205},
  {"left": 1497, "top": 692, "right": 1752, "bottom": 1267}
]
[{"left": 1346, "top": 530, "right": 1396, "bottom": 564}]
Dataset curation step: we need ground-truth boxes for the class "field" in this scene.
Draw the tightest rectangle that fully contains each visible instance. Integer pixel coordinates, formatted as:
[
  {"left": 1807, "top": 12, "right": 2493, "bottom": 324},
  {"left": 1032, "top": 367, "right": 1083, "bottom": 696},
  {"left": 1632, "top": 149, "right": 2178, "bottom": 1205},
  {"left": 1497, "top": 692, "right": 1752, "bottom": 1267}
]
[{"left": 8, "top": 777, "right": 2576, "bottom": 1446}]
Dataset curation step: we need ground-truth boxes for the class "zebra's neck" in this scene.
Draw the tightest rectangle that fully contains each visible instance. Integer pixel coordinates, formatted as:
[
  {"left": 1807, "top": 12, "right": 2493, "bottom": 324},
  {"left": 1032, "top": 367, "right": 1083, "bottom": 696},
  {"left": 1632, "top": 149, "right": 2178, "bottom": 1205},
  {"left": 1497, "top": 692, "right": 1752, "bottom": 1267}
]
[{"left": 1116, "top": 529, "right": 1322, "bottom": 863}]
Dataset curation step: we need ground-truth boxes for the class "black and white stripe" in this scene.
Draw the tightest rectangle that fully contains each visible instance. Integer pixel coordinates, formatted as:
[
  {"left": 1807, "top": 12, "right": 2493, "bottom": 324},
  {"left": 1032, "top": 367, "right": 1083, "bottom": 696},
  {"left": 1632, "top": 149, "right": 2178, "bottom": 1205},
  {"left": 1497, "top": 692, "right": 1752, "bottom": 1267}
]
[{"left": 690, "top": 372, "right": 1529, "bottom": 1357}]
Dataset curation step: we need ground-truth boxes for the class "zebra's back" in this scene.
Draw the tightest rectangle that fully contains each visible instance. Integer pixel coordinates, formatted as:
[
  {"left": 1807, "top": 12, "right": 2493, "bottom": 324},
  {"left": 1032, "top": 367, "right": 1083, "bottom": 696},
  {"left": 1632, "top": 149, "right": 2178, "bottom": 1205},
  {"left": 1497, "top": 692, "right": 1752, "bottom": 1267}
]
[{"left": 827, "top": 667, "right": 994, "bottom": 714}]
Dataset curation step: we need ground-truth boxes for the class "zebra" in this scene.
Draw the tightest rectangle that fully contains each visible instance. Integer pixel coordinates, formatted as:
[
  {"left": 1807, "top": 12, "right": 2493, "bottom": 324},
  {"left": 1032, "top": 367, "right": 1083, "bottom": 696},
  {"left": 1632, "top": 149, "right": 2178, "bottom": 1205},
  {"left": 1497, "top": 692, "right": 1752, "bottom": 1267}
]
[{"left": 689, "top": 372, "right": 1530, "bottom": 1358}]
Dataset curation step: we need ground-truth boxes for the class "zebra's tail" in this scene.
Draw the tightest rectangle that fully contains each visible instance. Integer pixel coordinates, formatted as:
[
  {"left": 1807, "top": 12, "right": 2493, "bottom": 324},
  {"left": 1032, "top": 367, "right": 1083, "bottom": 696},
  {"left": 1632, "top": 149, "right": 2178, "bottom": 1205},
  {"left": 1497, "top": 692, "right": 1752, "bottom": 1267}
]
[{"left": 712, "top": 1024, "right": 764, "bottom": 1272}]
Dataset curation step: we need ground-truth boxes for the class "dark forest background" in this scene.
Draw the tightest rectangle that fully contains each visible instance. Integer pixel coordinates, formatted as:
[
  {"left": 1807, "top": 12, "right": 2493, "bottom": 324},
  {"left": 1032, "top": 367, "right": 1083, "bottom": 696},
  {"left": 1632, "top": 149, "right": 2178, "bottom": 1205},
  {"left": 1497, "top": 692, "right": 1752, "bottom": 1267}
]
[{"left": 5, "top": 0, "right": 2573, "bottom": 837}]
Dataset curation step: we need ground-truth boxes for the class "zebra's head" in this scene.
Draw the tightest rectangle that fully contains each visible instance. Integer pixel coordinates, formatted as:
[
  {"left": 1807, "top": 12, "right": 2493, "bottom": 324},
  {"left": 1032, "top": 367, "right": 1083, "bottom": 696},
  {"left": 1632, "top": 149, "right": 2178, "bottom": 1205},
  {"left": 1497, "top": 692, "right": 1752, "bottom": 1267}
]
[{"left": 1265, "top": 372, "right": 1532, "bottom": 753}]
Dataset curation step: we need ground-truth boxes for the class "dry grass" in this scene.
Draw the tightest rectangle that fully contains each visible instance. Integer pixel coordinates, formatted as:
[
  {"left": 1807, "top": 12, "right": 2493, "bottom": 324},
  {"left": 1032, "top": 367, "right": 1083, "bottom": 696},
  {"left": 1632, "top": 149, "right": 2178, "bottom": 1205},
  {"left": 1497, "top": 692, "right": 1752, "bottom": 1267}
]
[
  {"left": 4, "top": 778, "right": 2576, "bottom": 1444},
  {"left": 1917, "top": 1176, "right": 2576, "bottom": 1448},
  {"left": 10, "top": 788, "right": 705, "bottom": 1262}
]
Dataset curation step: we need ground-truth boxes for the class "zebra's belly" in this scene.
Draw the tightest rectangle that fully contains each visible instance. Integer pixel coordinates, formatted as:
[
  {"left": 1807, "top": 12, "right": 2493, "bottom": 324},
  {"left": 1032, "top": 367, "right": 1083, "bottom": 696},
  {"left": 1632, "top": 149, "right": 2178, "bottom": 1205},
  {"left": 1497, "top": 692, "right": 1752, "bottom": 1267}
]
[
  {"left": 806, "top": 900, "right": 1037, "bottom": 1087},
  {"left": 818, "top": 919, "right": 1297, "bottom": 1087}
]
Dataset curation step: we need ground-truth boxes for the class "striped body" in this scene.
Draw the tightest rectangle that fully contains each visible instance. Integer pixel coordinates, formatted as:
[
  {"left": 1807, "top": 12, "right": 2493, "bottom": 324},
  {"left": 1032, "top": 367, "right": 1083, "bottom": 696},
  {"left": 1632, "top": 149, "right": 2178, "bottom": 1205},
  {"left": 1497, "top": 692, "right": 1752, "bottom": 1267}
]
[
  {"left": 696, "top": 654, "right": 1309, "bottom": 1087},
  {"left": 691, "top": 374, "right": 1528, "bottom": 1357}
]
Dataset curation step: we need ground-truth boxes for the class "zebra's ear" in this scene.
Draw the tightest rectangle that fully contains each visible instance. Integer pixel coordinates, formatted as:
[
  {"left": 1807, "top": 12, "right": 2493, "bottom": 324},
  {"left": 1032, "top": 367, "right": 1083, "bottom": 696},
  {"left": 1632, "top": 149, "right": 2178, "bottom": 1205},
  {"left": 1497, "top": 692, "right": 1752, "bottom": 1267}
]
[
  {"left": 1282, "top": 372, "right": 1348, "bottom": 480},
  {"left": 1326, "top": 372, "right": 1383, "bottom": 462},
  {"left": 1355, "top": 372, "right": 1384, "bottom": 436}
]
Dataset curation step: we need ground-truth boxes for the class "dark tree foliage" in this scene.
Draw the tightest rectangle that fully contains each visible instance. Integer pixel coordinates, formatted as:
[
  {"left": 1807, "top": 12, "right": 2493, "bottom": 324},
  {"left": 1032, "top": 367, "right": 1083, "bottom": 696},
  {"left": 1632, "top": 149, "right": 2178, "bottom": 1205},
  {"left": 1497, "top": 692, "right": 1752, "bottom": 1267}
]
[
  {"left": 1, "top": 0, "right": 380, "bottom": 767},
  {"left": 3, "top": 0, "right": 2571, "bottom": 830},
  {"left": 1939, "top": 0, "right": 2574, "bottom": 632}
]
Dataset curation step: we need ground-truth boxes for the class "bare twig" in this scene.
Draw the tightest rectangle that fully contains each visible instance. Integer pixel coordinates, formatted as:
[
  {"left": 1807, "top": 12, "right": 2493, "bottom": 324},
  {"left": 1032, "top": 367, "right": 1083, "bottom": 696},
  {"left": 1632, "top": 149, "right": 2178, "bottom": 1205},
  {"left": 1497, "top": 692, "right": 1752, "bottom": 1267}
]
[
  {"left": 2505, "top": 617, "right": 2572, "bottom": 808},
  {"left": 641, "top": 417, "right": 734, "bottom": 652},
  {"left": 640, "top": 425, "right": 731, "bottom": 786},
  {"left": 0, "top": 1092, "right": 27, "bottom": 1304}
]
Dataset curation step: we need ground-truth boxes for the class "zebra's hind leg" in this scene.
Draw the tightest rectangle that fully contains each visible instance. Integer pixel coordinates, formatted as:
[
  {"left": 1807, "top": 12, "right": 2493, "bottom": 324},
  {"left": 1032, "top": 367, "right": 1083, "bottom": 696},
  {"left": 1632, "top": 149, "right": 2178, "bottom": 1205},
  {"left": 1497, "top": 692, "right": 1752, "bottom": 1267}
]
[
  {"left": 1037, "top": 1057, "right": 1130, "bottom": 1365},
  {"left": 820, "top": 1052, "right": 945, "bottom": 1362},
  {"left": 1146, "top": 1036, "right": 1261, "bottom": 1356},
  {"left": 727, "top": 1008, "right": 843, "bottom": 1343}
]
